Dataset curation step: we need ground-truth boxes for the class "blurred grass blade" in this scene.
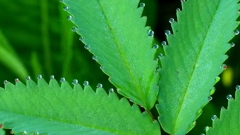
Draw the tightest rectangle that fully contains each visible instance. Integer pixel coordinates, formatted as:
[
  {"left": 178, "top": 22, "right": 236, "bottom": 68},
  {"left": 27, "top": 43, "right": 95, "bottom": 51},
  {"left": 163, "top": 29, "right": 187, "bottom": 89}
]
[{"left": 0, "top": 30, "right": 28, "bottom": 79}]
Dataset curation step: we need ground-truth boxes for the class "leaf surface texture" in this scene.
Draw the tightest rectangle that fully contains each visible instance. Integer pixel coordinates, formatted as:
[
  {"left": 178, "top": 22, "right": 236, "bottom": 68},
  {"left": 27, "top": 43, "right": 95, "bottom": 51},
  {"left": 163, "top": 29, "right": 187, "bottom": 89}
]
[
  {"left": 156, "top": 0, "right": 239, "bottom": 134},
  {"left": 62, "top": 0, "right": 158, "bottom": 110},
  {"left": 0, "top": 78, "right": 159, "bottom": 135},
  {"left": 207, "top": 89, "right": 240, "bottom": 135}
]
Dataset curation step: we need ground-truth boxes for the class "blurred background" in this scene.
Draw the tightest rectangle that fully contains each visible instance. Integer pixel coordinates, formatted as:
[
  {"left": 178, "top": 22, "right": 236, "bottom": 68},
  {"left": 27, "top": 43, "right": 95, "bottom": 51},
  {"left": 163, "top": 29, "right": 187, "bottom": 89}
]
[{"left": 0, "top": 0, "right": 239, "bottom": 134}]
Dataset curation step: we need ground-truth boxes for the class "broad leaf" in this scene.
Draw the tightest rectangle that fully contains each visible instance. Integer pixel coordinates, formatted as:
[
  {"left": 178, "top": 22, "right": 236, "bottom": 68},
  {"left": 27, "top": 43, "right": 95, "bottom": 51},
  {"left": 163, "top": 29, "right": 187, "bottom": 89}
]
[
  {"left": 0, "top": 77, "right": 159, "bottom": 135},
  {"left": 206, "top": 87, "right": 240, "bottom": 135},
  {"left": 156, "top": 0, "right": 239, "bottom": 134},
  {"left": 61, "top": 0, "right": 159, "bottom": 110}
]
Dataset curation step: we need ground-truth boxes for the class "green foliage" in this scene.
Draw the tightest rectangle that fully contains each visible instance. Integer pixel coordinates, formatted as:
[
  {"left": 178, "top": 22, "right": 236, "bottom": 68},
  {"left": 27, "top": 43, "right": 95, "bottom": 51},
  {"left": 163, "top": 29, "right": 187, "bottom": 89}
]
[
  {"left": 0, "top": 78, "right": 159, "bottom": 135},
  {"left": 156, "top": 0, "right": 239, "bottom": 134},
  {"left": 0, "top": 30, "right": 28, "bottom": 79},
  {"left": 0, "top": 0, "right": 239, "bottom": 135},
  {"left": 207, "top": 87, "right": 240, "bottom": 135},
  {"left": 61, "top": 0, "right": 159, "bottom": 110},
  {"left": 0, "top": 128, "right": 4, "bottom": 135}
]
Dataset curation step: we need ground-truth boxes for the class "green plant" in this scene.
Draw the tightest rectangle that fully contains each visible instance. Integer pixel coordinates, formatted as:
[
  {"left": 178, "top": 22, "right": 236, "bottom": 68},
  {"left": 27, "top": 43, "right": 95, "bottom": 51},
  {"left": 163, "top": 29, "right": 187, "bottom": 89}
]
[{"left": 0, "top": 0, "right": 239, "bottom": 134}]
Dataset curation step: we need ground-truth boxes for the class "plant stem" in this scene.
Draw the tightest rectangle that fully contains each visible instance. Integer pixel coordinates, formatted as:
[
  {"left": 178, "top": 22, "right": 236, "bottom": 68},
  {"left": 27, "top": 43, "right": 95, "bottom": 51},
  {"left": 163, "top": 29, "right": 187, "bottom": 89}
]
[{"left": 147, "top": 110, "right": 154, "bottom": 121}]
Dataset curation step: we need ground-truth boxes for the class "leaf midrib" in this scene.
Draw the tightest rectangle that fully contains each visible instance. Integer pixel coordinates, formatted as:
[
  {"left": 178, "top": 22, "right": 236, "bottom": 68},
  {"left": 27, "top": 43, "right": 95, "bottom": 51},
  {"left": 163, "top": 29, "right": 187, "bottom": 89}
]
[
  {"left": 96, "top": 0, "right": 146, "bottom": 107},
  {"left": 0, "top": 110, "right": 122, "bottom": 134},
  {"left": 173, "top": 1, "right": 221, "bottom": 132}
]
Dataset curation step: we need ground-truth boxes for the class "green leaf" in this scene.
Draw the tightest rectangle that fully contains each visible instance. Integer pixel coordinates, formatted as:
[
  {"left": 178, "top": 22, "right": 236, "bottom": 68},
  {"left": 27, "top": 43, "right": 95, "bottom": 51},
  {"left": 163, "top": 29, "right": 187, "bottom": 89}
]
[
  {"left": 156, "top": 0, "right": 239, "bottom": 134},
  {"left": 206, "top": 87, "right": 240, "bottom": 135},
  {"left": 0, "top": 77, "right": 159, "bottom": 135},
  {"left": 0, "top": 128, "right": 4, "bottom": 135},
  {"left": 61, "top": 0, "right": 159, "bottom": 110}
]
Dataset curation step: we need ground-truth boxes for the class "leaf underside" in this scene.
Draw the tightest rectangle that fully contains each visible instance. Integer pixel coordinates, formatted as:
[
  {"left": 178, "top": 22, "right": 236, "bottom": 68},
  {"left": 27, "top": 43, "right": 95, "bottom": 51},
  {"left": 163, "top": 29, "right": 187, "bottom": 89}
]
[
  {"left": 62, "top": 0, "right": 159, "bottom": 110},
  {"left": 0, "top": 78, "right": 159, "bottom": 135},
  {"left": 207, "top": 89, "right": 240, "bottom": 135},
  {"left": 156, "top": 0, "right": 239, "bottom": 134}
]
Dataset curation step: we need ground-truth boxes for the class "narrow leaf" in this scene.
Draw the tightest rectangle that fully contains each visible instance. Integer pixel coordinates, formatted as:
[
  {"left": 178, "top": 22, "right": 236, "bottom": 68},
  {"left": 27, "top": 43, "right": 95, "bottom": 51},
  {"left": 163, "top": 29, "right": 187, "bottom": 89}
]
[
  {"left": 207, "top": 87, "right": 240, "bottom": 135},
  {"left": 156, "top": 0, "right": 239, "bottom": 134},
  {"left": 61, "top": 0, "right": 159, "bottom": 110},
  {"left": 0, "top": 77, "right": 159, "bottom": 135},
  {"left": 0, "top": 30, "right": 28, "bottom": 79}
]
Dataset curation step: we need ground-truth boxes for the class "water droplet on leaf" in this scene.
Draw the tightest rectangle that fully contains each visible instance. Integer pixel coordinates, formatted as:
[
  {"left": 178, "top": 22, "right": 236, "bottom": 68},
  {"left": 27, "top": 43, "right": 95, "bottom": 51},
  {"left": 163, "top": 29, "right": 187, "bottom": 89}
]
[
  {"left": 100, "top": 66, "right": 104, "bottom": 70},
  {"left": 3, "top": 80, "right": 8, "bottom": 85},
  {"left": 165, "top": 30, "right": 171, "bottom": 36},
  {"left": 50, "top": 75, "right": 55, "bottom": 79},
  {"left": 84, "top": 45, "right": 90, "bottom": 50},
  {"left": 158, "top": 53, "right": 163, "bottom": 58},
  {"left": 139, "top": 2, "right": 145, "bottom": 8},
  {"left": 161, "top": 41, "right": 167, "bottom": 46},
  {"left": 79, "top": 36, "right": 84, "bottom": 41},
  {"left": 230, "top": 42, "right": 235, "bottom": 47},
  {"left": 109, "top": 88, "right": 114, "bottom": 93},
  {"left": 96, "top": 83, "right": 103, "bottom": 88},
  {"left": 72, "top": 79, "right": 78, "bottom": 85},
  {"left": 226, "top": 94, "right": 232, "bottom": 100},
  {"left": 37, "top": 75, "right": 42, "bottom": 79},
  {"left": 34, "top": 132, "right": 39, "bottom": 135},
  {"left": 153, "top": 44, "right": 159, "bottom": 49},
  {"left": 235, "top": 85, "right": 240, "bottom": 90},
  {"left": 148, "top": 29, "right": 154, "bottom": 37},
  {"left": 169, "top": 18, "right": 175, "bottom": 23},
  {"left": 234, "top": 29, "right": 239, "bottom": 35},
  {"left": 204, "top": 126, "right": 209, "bottom": 132},
  {"left": 72, "top": 26, "right": 77, "bottom": 32},
  {"left": 67, "top": 15, "right": 73, "bottom": 20},
  {"left": 83, "top": 81, "right": 89, "bottom": 86},
  {"left": 221, "top": 106, "right": 225, "bottom": 110},
  {"left": 208, "top": 96, "right": 213, "bottom": 101},
  {"left": 23, "top": 131, "right": 27, "bottom": 135},
  {"left": 176, "top": 8, "right": 181, "bottom": 12},
  {"left": 60, "top": 78, "right": 66, "bottom": 83},
  {"left": 15, "top": 78, "right": 19, "bottom": 83},
  {"left": 63, "top": 6, "right": 69, "bottom": 11},
  {"left": 92, "top": 56, "right": 97, "bottom": 61},
  {"left": 211, "top": 115, "right": 217, "bottom": 121},
  {"left": 26, "top": 76, "right": 31, "bottom": 80},
  {"left": 180, "top": 0, "right": 185, "bottom": 2},
  {"left": 221, "top": 64, "right": 227, "bottom": 70}
]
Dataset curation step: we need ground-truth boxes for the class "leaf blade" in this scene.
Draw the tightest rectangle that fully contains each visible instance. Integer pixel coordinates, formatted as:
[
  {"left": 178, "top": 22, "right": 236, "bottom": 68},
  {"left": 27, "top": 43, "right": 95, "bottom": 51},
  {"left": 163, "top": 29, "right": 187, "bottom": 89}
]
[
  {"left": 0, "top": 78, "right": 160, "bottom": 135},
  {"left": 62, "top": 0, "right": 159, "bottom": 110},
  {"left": 156, "top": 0, "right": 239, "bottom": 134},
  {"left": 207, "top": 88, "right": 240, "bottom": 135}
]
